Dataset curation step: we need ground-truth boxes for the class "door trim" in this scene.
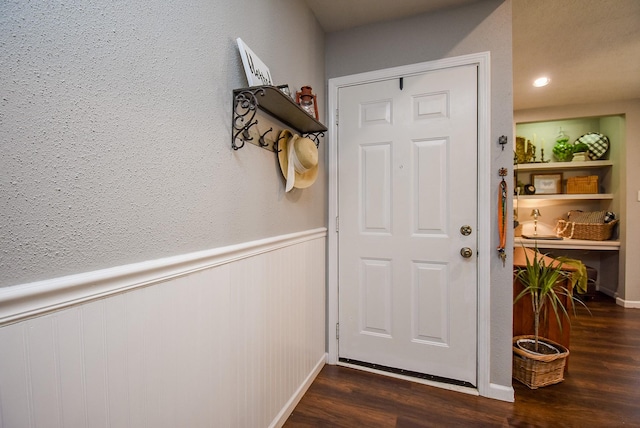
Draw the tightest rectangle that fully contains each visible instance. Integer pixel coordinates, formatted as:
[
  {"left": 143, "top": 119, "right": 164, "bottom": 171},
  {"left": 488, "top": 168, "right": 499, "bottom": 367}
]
[{"left": 327, "top": 52, "right": 492, "bottom": 398}]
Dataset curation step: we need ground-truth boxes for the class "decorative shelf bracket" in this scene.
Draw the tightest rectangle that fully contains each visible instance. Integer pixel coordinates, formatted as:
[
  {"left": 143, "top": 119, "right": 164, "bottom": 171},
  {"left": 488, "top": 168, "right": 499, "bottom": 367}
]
[
  {"left": 303, "top": 131, "right": 325, "bottom": 148},
  {"left": 231, "top": 85, "right": 328, "bottom": 152},
  {"left": 232, "top": 88, "right": 265, "bottom": 151}
]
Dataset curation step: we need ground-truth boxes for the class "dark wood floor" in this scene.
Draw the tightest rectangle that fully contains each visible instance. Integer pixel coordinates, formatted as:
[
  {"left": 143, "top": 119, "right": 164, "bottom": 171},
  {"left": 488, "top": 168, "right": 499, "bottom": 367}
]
[{"left": 285, "top": 294, "right": 640, "bottom": 427}]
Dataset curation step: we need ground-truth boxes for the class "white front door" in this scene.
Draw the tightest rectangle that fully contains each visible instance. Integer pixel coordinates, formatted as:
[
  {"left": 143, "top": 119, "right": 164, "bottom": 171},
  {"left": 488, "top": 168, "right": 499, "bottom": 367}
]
[{"left": 338, "top": 64, "right": 478, "bottom": 385}]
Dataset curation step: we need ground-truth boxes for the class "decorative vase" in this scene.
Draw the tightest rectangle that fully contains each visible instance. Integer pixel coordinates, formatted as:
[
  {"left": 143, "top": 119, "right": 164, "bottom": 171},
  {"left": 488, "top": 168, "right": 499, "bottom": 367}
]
[
  {"left": 552, "top": 142, "right": 573, "bottom": 162},
  {"left": 553, "top": 128, "right": 572, "bottom": 162}
]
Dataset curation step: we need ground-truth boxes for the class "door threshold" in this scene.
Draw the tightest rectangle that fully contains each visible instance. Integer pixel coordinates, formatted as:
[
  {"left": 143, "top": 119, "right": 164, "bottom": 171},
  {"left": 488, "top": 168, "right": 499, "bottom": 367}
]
[{"left": 338, "top": 358, "right": 478, "bottom": 396}]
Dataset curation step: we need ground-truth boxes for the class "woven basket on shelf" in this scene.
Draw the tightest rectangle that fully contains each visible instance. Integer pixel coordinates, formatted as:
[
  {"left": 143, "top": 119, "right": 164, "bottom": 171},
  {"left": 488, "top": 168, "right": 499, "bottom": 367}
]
[
  {"left": 567, "top": 175, "right": 598, "bottom": 194},
  {"left": 555, "top": 219, "right": 617, "bottom": 241},
  {"left": 513, "top": 335, "right": 569, "bottom": 389}
]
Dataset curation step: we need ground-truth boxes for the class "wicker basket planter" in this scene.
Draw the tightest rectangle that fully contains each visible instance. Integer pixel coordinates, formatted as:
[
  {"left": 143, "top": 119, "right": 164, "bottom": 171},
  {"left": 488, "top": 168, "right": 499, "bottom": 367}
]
[{"left": 513, "top": 335, "right": 569, "bottom": 389}]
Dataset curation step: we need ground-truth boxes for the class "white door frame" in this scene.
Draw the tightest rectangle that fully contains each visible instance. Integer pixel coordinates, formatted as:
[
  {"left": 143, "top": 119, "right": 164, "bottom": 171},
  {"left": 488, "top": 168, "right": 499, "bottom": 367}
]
[{"left": 327, "top": 52, "right": 492, "bottom": 398}]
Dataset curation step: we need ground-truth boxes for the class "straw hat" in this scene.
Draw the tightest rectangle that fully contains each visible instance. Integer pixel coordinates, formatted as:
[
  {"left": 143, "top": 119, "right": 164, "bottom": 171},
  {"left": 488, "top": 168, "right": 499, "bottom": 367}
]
[{"left": 277, "top": 130, "right": 318, "bottom": 191}]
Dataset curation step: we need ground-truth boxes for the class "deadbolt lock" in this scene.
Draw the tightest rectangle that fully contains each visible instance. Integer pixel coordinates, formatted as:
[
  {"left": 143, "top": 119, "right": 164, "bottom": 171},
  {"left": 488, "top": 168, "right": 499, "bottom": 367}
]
[
  {"left": 460, "top": 225, "right": 472, "bottom": 236},
  {"left": 460, "top": 247, "right": 473, "bottom": 258}
]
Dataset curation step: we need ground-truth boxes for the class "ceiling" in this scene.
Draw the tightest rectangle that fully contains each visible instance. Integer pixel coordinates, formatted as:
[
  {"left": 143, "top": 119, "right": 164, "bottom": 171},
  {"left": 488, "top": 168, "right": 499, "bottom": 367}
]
[{"left": 304, "top": 0, "right": 640, "bottom": 111}]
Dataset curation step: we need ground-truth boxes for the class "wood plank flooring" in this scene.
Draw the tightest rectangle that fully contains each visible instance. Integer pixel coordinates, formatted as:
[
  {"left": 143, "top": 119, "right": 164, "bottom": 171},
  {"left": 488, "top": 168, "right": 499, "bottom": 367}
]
[{"left": 285, "top": 294, "right": 640, "bottom": 427}]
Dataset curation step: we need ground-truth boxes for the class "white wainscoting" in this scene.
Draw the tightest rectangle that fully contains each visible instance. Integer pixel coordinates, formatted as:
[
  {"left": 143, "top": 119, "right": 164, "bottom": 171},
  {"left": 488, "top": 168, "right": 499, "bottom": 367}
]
[{"left": 0, "top": 229, "right": 327, "bottom": 428}]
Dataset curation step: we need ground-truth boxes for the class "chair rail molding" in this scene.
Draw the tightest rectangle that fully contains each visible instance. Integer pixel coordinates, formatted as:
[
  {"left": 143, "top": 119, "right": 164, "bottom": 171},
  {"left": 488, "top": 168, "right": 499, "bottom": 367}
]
[{"left": 0, "top": 228, "right": 327, "bottom": 327}]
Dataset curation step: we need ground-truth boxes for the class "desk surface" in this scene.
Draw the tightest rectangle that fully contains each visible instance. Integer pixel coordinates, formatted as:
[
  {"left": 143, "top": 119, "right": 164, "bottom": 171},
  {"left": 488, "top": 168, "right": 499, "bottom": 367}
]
[
  {"left": 515, "top": 237, "right": 620, "bottom": 251},
  {"left": 513, "top": 247, "right": 578, "bottom": 271}
]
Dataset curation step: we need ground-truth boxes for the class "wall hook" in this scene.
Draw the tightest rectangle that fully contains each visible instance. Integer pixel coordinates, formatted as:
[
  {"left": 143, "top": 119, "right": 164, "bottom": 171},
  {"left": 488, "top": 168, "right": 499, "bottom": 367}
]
[
  {"left": 258, "top": 127, "right": 273, "bottom": 148},
  {"left": 499, "top": 135, "right": 507, "bottom": 151},
  {"left": 274, "top": 132, "right": 290, "bottom": 153}
]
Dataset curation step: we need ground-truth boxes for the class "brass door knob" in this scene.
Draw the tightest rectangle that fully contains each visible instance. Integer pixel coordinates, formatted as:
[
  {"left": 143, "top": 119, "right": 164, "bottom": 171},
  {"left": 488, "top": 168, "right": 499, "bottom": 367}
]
[
  {"left": 460, "top": 225, "right": 472, "bottom": 236},
  {"left": 460, "top": 247, "right": 473, "bottom": 258}
]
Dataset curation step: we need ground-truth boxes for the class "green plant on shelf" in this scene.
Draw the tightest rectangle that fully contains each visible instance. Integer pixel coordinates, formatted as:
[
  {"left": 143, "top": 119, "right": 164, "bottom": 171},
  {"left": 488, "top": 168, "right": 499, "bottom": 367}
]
[{"left": 572, "top": 142, "right": 589, "bottom": 153}]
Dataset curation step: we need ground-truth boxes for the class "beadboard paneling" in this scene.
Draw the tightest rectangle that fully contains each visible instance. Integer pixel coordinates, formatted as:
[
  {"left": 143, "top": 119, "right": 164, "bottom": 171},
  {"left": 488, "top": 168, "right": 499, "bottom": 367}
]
[{"left": 0, "top": 230, "right": 326, "bottom": 428}]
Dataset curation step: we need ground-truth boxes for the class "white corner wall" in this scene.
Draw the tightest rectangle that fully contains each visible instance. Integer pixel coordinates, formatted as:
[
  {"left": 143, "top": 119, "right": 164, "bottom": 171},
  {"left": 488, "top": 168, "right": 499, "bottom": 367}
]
[{"left": 0, "top": 230, "right": 326, "bottom": 427}]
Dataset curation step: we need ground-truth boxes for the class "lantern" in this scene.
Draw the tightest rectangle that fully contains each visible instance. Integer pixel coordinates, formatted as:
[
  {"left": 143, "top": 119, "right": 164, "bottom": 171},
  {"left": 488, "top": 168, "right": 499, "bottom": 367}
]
[{"left": 296, "top": 86, "right": 318, "bottom": 120}]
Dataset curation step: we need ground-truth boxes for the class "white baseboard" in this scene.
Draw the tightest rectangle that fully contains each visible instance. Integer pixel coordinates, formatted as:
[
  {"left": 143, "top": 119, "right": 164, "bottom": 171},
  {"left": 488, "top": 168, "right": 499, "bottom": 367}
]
[
  {"left": 271, "top": 353, "right": 327, "bottom": 428},
  {"left": 488, "top": 383, "right": 515, "bottom": 402},
  {"left": 598, "top": 287, "right": 640, "bottom": 308},
  {"left": 616, "top": 297, "right": 640, "bottom": 309}
]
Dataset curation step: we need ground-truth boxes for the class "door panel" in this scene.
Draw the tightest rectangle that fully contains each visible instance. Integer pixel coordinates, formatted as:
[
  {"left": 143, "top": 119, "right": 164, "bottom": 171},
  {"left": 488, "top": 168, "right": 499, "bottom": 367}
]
[
  {"left": 412, "top": 261, "right": 448, "bottom": 345},
  {"left": 361, "top": 143, "right": 392, "bottom": 233},
  {"left": 414, "top": 138, "right": 447, "bottom": 235},
  {"left": 360, "top": 258, "right": 392, "bottom": 337},
  {"left": 338, "top": 65, "right": 478, "bottom": 385}
]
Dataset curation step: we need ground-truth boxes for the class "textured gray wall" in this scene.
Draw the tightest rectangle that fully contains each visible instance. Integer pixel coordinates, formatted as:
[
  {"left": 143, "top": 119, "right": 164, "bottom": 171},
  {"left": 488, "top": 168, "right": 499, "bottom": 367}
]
[
  {"left": 1, "top": 0, "right": 326, "bottom": 287},
  {"left": 325, "top": 0, "right": 515, "bottom": 388}
]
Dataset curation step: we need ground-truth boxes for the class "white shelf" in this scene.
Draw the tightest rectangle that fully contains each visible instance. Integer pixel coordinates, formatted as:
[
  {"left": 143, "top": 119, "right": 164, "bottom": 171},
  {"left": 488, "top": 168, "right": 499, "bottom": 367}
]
[
  {"left": 515, "top": 237, "right": 620, "bottom": 251},
  {"left": 515, "top": 160, "right": 613, "bottom": 171},
  {"left": 517, "top": 193, "right": 613, "bottom": 201}
]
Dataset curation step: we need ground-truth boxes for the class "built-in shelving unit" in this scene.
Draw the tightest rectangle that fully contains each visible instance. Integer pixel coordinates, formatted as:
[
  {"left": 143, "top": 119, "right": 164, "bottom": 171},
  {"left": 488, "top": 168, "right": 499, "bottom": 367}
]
[
  {"left": 515, "top": 158, "right": 617, "bottom": 244},
  {"left": 515, "top": 161, "right": 615, "bottom": 206},
  {"left": 231, "top": 85, "right": 327, "bottom": 151},
  {"left": 514, "top": 115, "right": 623, "bottom": 297}
]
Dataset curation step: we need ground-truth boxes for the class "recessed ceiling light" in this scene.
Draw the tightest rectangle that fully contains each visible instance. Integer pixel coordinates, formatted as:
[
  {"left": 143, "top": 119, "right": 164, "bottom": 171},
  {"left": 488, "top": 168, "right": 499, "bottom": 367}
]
[{"left": 533, "top": 77, "right": 551, "bottom": 87}]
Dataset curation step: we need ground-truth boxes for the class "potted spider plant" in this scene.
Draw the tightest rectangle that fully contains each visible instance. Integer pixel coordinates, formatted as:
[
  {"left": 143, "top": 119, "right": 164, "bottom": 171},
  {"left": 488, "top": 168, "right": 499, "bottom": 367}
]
[{"left": 512, "top": 247, "right": 588, "bottom": 389}]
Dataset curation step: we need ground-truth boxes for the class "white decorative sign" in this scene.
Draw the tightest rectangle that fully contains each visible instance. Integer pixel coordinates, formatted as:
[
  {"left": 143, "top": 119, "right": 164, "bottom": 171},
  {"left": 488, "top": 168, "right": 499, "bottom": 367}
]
[{"left": 236, "top": 38, "right": 273, "bottom": 87}]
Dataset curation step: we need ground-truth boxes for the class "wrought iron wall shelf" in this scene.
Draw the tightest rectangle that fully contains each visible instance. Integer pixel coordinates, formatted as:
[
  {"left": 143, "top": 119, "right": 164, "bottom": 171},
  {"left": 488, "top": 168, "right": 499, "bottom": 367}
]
[{"left": 232, "top": 85, "right": 327, "bottom": 151}]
